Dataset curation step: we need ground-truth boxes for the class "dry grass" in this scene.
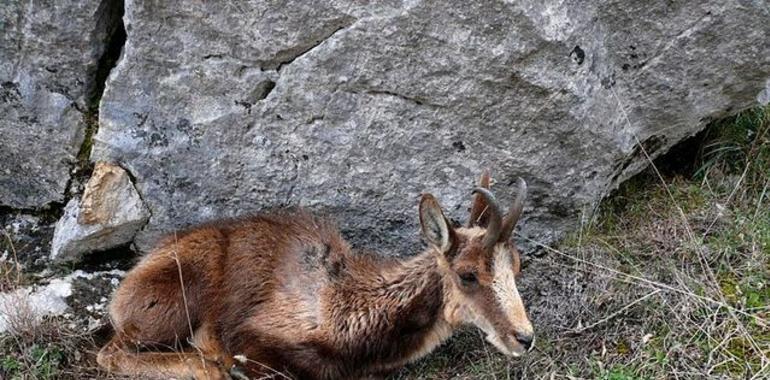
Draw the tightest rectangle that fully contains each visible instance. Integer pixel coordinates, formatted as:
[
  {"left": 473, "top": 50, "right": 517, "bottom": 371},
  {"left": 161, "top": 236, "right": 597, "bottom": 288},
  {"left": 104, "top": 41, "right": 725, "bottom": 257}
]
[
  {"left": 1, "top": 229, "right": 23, "bottom": 293},
  {"left": 0, "top": 316, "right": 118, "bottom": 380},
  {"left": 0, "top": 293, "right": 114, "bottom": 379}
]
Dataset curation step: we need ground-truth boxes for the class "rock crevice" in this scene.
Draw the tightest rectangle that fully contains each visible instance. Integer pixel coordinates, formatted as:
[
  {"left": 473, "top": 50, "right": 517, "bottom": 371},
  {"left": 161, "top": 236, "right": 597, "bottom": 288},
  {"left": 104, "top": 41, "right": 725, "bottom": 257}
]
[
  {"left": 269, "top": 20, "right": 356, "bottom": 72},
  {"left": 0, "top": 0, "right": 127, "bottom": 211}
]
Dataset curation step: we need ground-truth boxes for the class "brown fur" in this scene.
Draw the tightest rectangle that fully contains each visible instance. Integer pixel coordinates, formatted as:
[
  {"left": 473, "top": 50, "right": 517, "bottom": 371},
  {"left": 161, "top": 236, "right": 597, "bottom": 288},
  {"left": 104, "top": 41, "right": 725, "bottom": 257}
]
[{"left": 98, "top": 174, "right": 534, "bottom": 379}]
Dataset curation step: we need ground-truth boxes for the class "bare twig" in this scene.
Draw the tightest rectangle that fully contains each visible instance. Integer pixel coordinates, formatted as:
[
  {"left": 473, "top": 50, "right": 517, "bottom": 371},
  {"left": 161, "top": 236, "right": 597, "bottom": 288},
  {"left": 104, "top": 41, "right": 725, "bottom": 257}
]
[
  {"left": 753, "top": 178, "right": 769, "bottom": 221},
  {"left": 568, "top": 290, "right": 661, "bottom": 334},
  {"left": 171, "top": 231, "right": 194, "bottom": 340},
  {"left": 702, "top": 161, "right": 750, "bottom": 237},
  {"left": 1, "top": 228, "right": 22, "bottom": 289}
]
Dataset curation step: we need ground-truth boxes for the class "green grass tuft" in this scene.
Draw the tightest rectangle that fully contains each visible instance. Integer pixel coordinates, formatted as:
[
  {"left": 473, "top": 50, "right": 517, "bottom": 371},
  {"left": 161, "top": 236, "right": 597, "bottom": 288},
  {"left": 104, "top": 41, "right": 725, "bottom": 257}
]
[{"left": 1, "top": 343, "right": 65, "bottom": 380}]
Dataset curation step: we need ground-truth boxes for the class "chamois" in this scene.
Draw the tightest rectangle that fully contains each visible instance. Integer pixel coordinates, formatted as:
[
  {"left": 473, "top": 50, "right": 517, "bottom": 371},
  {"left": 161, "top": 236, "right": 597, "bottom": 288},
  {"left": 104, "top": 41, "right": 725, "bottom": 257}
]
[{"left": 97, "top": 171, "right": 534, "bottom": 379}]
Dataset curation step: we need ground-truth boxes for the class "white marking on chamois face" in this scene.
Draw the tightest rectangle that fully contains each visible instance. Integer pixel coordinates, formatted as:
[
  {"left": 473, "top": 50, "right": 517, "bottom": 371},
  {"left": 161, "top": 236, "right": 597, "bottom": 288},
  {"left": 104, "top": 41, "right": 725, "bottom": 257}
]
[{"left": 491, "top": 245, "right": 533, "bottom": 350}]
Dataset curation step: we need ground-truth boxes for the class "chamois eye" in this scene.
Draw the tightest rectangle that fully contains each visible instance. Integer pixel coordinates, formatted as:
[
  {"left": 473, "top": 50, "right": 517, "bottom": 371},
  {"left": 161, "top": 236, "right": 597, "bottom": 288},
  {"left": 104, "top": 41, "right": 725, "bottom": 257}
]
[{"left": 459, "top": 272, "right": 478, "bottom": 285}]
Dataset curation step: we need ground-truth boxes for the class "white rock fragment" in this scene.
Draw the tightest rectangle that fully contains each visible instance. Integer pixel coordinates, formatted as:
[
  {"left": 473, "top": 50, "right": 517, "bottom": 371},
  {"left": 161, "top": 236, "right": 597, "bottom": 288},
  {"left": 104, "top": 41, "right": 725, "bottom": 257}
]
[
  {"left": 51, "top": 162, "right": 150, "bottom": 262},
  {"left": 87, "top": 316, "right": 104, "bottom": 332},
  {"left": 85, "top": 303, "right": 105, "bottom": 312},
  {"left": 0, "top": 278, "right": 73, "bottom": 333},
  {"left": 0, "top": 269, "right": 125, "bottom": 334},
  {"left": 69, "top": 269, "right": 127, "bottom": 280}
]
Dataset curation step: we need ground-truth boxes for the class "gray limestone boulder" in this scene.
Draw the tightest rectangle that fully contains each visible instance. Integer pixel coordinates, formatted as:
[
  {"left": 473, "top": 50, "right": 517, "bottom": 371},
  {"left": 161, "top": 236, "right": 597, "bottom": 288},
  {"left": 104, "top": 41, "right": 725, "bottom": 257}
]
[
  {"left": 0, "top": 0, "right": 122, "bottom": 209},
  {"left": 91, "top": 0, "right": 770, "bottom": 255}
]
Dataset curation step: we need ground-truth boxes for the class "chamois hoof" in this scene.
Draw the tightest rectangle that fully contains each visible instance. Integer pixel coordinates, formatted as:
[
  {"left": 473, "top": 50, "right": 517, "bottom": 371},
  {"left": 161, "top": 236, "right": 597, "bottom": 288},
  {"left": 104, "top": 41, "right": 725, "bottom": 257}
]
[
  {"left": 184, "top": 357, "right": 229, "bottom": 380},
  {"left": 96, "top": 346, "right": 122, "bottom": 372}
]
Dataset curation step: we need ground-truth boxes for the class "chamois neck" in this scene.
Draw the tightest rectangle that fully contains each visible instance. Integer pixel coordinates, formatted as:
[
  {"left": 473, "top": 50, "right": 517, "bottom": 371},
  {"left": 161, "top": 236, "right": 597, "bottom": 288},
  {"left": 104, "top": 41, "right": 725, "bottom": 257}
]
[
  {"left": 325, "top": 249, "right": 455, "bottom": 375},
  {"left": 381, "top": 250, "right": 439, "bottom": 284},
  {"left": 371, "top": 250, "right": 442, "bottom": 301},
  {"left": 359, "top": 249, "right": 455, "bottom": 366}
]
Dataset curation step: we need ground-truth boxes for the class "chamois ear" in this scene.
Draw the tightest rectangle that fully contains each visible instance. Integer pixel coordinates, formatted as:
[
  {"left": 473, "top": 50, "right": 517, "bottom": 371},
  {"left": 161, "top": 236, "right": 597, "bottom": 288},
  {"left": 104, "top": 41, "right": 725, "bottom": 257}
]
[
  {"left": 419, "top": 194, "right": 454, "bottom": 253},
  {"left": 468, "top": 169, "right": 492, "bottom": 227}
]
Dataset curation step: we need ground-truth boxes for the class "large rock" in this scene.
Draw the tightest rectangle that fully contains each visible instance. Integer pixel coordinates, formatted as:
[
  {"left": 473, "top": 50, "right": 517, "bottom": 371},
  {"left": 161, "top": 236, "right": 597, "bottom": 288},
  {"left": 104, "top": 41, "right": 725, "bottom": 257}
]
[
  {"left": 0, "top": 0, "right": 122, "bottom": 209},
  {"left": 51, "top": 162, "right": 149, "bottom": 262},
  {"left": 93, "top": 0, "right": 770, "bottom": 254}
]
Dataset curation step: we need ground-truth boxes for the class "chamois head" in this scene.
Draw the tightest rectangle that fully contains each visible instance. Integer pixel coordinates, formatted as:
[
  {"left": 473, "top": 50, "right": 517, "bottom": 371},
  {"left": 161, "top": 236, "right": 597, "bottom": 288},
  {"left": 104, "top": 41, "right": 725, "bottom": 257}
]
[{"left": 420, "top": 170, "right": 534, "bottom": 356}]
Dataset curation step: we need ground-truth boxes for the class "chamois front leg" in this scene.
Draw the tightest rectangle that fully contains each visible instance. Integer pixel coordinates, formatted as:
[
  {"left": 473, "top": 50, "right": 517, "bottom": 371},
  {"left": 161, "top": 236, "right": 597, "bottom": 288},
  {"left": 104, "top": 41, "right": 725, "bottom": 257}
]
[{"left": 97, "top": 323, "right": 232, "bottom": 380}]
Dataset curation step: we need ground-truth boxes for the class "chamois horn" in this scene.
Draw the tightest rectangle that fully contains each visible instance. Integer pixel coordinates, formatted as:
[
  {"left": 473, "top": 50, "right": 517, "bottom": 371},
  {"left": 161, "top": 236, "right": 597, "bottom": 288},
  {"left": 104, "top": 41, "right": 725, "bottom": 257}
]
[
  {"left": 471, "top": 187, "right": 502, "bottom": 250},
  {"left": 468, "top": 170, "right": 491, "bottom": 227},
  {"left": 500, "top": 178, "right": 527, "bottom": 242}
]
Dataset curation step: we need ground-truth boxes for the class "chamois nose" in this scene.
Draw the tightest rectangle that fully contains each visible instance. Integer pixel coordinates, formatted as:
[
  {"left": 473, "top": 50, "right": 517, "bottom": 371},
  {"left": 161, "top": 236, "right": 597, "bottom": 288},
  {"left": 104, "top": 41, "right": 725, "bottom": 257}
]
[{"left": 515, "top": 331, "right": 534, "bottom": 350}]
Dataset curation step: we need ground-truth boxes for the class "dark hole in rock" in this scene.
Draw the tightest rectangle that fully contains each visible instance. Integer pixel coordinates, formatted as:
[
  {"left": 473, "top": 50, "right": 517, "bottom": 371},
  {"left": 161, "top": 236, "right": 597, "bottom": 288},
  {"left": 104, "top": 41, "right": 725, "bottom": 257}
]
[{"left": 570, "top": 45, "right": 585, "bottom": 65}]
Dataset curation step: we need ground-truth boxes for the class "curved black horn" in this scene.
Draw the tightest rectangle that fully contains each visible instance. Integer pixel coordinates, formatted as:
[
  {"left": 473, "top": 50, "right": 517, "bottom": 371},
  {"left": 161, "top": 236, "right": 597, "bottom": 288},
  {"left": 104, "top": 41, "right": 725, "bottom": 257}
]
[
  {"left": 500, "top": 178, "right": 527, "bottom": 242},
  {"left": 471, "top": 187, "right": 502, "bottom": 249}
]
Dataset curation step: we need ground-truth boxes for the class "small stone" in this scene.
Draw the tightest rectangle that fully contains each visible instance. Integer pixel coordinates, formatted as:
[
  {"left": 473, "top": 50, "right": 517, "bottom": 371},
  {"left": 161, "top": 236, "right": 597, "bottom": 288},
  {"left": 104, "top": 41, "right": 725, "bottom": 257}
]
[
  {"left": 86, "top": 317, "right": 103, "bottom": 332},
  {"left": 51, "top": 162, "right": 150, "bottom": 262},
  {"left": 758, "top": 79, "right": 770, "bottom": 105}
]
